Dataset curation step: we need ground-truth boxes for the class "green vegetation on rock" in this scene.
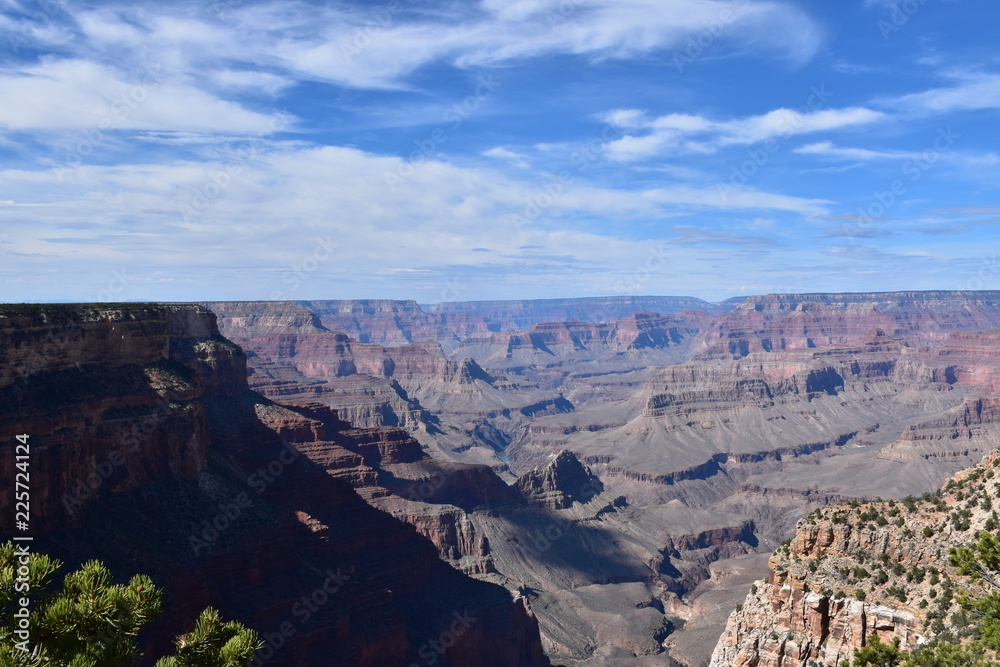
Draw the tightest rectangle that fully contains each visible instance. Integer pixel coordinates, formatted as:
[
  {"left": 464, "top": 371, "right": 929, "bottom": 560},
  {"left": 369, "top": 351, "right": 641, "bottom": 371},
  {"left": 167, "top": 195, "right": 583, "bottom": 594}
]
[{"left": 0, "top": 542, "right": 261, "bottom": 667}]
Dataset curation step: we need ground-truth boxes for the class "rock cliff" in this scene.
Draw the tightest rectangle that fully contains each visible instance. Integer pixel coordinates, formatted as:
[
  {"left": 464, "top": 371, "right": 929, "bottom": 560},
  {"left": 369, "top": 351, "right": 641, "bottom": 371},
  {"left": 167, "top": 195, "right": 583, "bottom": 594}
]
[
  {"left": 0, "top": 303, "right": 550, "bottom": 667},
  {"left": 296, "top": 299, "right": 496, "bottom": 349},
  {"left": 0, "top": 304, "right": 222, "bottom": 530}
]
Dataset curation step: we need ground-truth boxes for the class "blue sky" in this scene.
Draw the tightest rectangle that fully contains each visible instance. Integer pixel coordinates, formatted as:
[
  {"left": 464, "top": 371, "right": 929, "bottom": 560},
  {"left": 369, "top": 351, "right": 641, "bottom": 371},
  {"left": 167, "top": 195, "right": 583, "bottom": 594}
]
[{"left": 1, "top": 0, "right": 999, "bottom": 303}]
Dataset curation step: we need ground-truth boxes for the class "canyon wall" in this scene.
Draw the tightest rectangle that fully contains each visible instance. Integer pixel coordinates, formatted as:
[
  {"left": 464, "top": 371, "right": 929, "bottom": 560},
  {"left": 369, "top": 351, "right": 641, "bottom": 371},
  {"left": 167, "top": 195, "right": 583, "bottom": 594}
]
[{"left": 0, "top": 303, "right": 549, "bottom": 667}]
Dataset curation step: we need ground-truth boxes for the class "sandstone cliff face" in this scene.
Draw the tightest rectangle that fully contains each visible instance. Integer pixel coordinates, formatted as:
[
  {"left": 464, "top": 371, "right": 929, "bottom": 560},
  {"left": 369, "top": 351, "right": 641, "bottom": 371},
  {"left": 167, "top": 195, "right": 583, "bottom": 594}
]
[
  {"left": 0, "top": 304, "right": 550, "bottom": 667},
  {"left": 710, "top": 453, "right": 1000, "bottom": 666}
]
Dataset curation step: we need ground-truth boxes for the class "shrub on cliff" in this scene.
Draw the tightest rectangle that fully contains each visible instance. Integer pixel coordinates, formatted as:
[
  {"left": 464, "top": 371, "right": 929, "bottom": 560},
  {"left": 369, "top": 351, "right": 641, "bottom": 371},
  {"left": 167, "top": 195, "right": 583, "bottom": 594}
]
[{"left": 0, "top": 542, "right": 261, "bottom": 666}]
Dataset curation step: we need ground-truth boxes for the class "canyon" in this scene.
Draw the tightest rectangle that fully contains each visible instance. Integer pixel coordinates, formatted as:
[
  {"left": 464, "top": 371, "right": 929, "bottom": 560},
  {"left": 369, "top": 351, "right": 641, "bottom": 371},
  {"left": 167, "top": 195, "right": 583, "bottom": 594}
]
[
  {"left": 195, "top": 291, "right": 1000, "bottom": 665},
  {"left": 5, "top": 291, "right": 1000, "bottom": 666}
]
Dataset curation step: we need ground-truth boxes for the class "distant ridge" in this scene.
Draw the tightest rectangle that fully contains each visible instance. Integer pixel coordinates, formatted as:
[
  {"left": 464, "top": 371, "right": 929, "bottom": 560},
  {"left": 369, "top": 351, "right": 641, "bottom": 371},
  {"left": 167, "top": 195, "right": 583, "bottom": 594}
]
[
  {"left": 423, "top": 295, "right": 736, "bottom": 330},
  {"left": 736, "top": 290, "right": 1000, "bottom": 311}
]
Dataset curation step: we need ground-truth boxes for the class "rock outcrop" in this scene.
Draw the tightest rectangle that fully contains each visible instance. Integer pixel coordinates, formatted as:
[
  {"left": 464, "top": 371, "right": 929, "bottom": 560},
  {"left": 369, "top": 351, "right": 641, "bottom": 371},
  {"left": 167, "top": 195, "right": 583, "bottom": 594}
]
[
  {"left": 710, "top": 454, "right": 1000, "bottom": 666},
  {"left": 515, "top": 449, "right": 604, "bottom": 509},
  {"left": 450, "top": 312, "right": 708, "bottom": 370},
  {"left": 297, "top": 299, "right": 496, "bottom": 349},
  {"left": 0, "top": 304, "right": 224, "bottom": 530}
]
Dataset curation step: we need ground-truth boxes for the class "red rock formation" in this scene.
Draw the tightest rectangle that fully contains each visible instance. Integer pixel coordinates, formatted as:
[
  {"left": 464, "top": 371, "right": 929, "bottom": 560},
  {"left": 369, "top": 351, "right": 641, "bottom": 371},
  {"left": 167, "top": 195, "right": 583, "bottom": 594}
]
[
  {"left": 0, "top": 304, "right": 221, "bottom": 530},
  {"left": 697, "top": 291, "right": 1000, "bottom": 360}
]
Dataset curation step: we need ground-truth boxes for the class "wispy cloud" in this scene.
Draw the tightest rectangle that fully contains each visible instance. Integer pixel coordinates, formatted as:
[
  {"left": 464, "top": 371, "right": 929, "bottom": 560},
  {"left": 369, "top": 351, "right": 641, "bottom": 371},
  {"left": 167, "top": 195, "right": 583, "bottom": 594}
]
[
  {"left": 794, "top": 141, "right": 917, "bottom": 161},
  {"left": 16, "top": 0, "right": 823, "bottom": 92},
  {"left": 927, "top": 206, "right": 1000, "bottom": 216},
  {"left": 889, "top": 70, "right": 1000, "bottom": 115},
  {"left": 483, "top": 146, "right": 530, "bottom": 168},
  {"left": 602, "top": 106, "right": 884, "bottom": 162}
]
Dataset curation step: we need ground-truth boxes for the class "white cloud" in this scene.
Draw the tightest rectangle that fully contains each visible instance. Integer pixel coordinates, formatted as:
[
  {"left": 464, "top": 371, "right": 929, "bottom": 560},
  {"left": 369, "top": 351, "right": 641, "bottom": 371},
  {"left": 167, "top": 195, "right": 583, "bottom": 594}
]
[
  {"left": 483, "top": 147, "right": 530, "bottom": 168},
  {"left": 794, "top": 141, "right": 913, "bottom": 161},
  {"left": 603, "top": 109, "right": 646, "bottom": 128},
  {"left": 722, "top": 107, "right": 884, "bottom": 144},
  {"left": 602, "top": 105, "right": 884, "bottom": 162},
  {"left": 210, "top": 70, "right": 294, "bottom": 95},
  {"left": 0, "top": 59, "right": 287, "bottom": 133},
  {"left": 0, "top": 142, "right": 831, "bottom": 298},
  {"left": 35, "top": 0, "right": 824, "bottom": 92},
  {"left": 892, "top": 71, "right": 1000, "bottom": 115}
]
